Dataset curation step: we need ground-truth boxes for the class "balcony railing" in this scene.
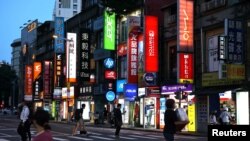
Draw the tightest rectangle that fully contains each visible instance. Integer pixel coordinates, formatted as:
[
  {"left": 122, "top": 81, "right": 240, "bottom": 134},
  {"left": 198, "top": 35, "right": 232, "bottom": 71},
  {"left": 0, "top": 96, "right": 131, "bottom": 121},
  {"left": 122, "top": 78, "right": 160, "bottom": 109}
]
[{"left": 201, "top": 0, "right": 226, "bottom": 13}]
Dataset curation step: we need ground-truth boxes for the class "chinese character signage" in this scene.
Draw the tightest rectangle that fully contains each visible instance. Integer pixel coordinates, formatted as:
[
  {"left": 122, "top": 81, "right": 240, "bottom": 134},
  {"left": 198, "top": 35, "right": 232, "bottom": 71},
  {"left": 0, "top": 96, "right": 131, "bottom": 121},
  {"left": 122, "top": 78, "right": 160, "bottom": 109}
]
[
  {"left": 44, "top": 61, "right": 51, "bottom": 99},
  {"left": 54, "top": 54, "right": 62, "bottom": 86},
  {"left": 33, "top": 62, "right": 41, "bottom": 80},
  {"left": 54, "top": 17, "right": 65, "bottom": 53},
  {"left": 178, "top": 53, "right": 193, "bottom": 83},
  {"left": 225, "top": 19, "right": 243, "bottom": 63},
  {"left": 104, "top": 10, "right": 116, "bottom": 50},
  {"left": 79, "top": 29, "right": 90, "bottom": 82},
  {"left": 145, "top": 16, "right": 158, "bottom": 72},
  {"left": 218, "top": 36, "right": 226, "bottom": 60},
  {"left": 66, "top": 33, "right": 77, "bottom": 83},
  {"left": 25, "top": 65, "right": 33, "bottom": 101}
]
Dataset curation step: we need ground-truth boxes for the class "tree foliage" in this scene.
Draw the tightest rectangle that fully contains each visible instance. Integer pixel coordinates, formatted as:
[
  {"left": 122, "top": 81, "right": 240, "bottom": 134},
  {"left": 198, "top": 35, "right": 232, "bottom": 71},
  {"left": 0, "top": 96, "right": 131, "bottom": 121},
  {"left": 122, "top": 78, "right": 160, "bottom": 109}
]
[
  {"left": 101, "top": 0, "right": 144, "bottom": 15},
  {"left": 0, "top": 62, "right": 17, "bottom": 106}
]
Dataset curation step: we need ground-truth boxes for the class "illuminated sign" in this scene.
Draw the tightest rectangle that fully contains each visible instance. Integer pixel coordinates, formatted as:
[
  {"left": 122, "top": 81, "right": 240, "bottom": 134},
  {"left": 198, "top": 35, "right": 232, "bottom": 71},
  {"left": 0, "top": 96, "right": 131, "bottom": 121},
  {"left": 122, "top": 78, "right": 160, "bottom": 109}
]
[
  {"left": 106, "top": 91, "right": 115, "bottom": 102},
  {"left": 104, "top": 10, "right": 116, "bottom": 50},
  {"left": 145, "top": 16, "right": 158, "bottom": 72},
  {"left": 178, "top": 53, "right": 193, "bottom": 83},
  {"left": 218, "top": 36, "right": 226, "bottom": 60},
  {"left": 54, "top": 17, "right": 65, "bottom": 53},
  {"left": 117, "top": 43, "right": 127, "bottom": 56},
  {"left": 104, "top": 58, "right": 115, "bottom": 69},
  {"left": 66, "top": 33, "right": 77, "bottom": 83},
  {"left": 177, "top": 0, "right": 193, "bottom": 52},
  {"left": 124, "top": 84, "right": 137, "bottom": 101},
  {"left": 25, "top": 65, "right": 33, "bottom": 101},
  {"left": 33, "top": 62, "right": 41, "bottom": 80},
  {"left": 116, "top": 79, "right": 127, "bottom": 93},
  {"left": 27, "top": 21, "right": 37, "bottom": 32},
  {"left": 105, "top": 70, "right": 116, "bottom": 79},
  {"left": 44, "top": 61, "right": 51, "bottom": 99},
  {"left": 79, "top": 29, "right": 90, "bottom": 81}
]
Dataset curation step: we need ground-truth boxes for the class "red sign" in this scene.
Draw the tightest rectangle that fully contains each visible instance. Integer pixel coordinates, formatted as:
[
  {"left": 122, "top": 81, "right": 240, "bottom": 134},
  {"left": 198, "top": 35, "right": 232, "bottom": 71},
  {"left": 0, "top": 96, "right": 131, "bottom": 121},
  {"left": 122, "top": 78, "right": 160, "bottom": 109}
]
[
  {"left": 178, "top": 53, "right": 193, "bottom": 83},
  {"left": 127, "top": 32, "right": 138, "bottom": 83},
  {"left": 145, "top": 16, "right": 158, "bottom": 72},
  {"left": 178, "top": 0, "right": 194, "bottom": 52},
  {"left": 25, "top": 65, "right": 33, "bottom": 96},
  {"left": 33, "top": 62, "right": 41, "bottom": 80},
  {"left": 105, "top": 70, "right": 116, "bottom": 79},
  {"left": 44, "top": 61, "right": 51, "bottom": 98},
  {"left": 117, "top": 43, "right": 127, "bottom": 56}
]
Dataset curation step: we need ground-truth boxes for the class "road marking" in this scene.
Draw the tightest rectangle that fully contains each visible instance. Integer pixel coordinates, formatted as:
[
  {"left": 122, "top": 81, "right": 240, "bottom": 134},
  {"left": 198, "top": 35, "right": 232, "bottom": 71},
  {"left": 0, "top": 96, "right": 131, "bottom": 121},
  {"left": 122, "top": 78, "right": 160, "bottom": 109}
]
[
  {"left": 68, "top": 136, "right": 93, "bottom": 140},
  {"left": 90, "top": 135, "right": 114, "bottom": 140},
  {"left": 109, "top": 135, "right": 136, "bottom": 140},
  {"left": 129, "top": 135, "right": 157, "bottom": 139},
  {"left": 0, "top": 139, "right": 10, "bottom": 141},
  {"left": 146, "top": 134, "right": 163, "bottom": 138},
  {"left": 53, "top": 137, "right": 69, "bottom": 141},
  {"left": 0, "top": 133, "right": 11, "bottom": 137},
  {"left": 87, "top": 132, "right": 102, "bottom": 135}
]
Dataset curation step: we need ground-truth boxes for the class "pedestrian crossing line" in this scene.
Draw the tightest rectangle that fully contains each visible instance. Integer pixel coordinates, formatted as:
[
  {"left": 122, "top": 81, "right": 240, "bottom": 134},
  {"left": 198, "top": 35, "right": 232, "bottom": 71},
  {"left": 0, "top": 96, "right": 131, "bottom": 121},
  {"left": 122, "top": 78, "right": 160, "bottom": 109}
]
[
  {"left": 0, "top": 133, "right": 11, "bottom": 137},
  {"left": 109, "top": 135, "right": 136, "bottom": 140},
  {"left": 87, "top": 132, "right": 102, "bottom": 136},
  {"left": 53, "top": 137, "right": 69, "bottom": 141},
  {"left": 129, "top": 134, "right": 158, "bottom": 139},
  {"left": 0, "top": 139, "right": 10, "bottom": 141},
  {"left": 146, "top": 134, "right": 164, "bottom": 138},
  {"left": 68, "top": 136, "right": 93, "bottom": 140},
  {"left": 90, "top": 135, "right": 114, "bottom": 140}
]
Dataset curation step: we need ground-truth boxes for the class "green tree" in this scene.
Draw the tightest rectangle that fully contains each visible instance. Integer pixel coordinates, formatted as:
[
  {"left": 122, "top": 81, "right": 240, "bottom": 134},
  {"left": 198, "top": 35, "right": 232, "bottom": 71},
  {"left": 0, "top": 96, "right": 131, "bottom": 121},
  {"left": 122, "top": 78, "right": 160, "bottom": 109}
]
[{"left": 0, "top": 62, "right": 17, "bottom": 107}]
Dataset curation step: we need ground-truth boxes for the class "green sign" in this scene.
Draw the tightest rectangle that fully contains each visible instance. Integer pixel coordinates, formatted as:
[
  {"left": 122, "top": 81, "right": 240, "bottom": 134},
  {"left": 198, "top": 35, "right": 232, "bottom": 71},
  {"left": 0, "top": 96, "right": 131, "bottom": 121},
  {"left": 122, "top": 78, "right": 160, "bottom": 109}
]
[{"left": 104, "top": 10, "right": 116, "bottom": 50}]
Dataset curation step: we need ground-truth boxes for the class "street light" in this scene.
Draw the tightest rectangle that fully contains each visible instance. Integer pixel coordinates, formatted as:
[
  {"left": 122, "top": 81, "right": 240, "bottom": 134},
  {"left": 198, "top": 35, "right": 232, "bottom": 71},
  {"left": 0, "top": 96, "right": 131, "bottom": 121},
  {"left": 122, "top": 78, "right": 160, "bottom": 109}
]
[{"left": 53, "top": 34, "right": 74, "bottom": 122}]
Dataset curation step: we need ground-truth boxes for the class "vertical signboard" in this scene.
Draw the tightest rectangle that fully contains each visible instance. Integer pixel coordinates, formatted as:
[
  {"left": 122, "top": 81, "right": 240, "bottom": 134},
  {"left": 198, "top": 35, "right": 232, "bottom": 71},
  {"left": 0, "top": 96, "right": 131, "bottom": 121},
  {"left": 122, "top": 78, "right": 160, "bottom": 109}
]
[
  {"left": 33, "top": 62, "right": 41, "bottom": 80},
  {"left": 54, "top": 17, "right": 65, "bottom": 53},
  {"left": 138, "top": 33, "right": 145, "bottom": 87},
  {"left": 79, "top": 29, "right": 90, "bottom": 82},
  {"left": 225, "top": 19, "right": 243, "bottom": 63},
  {"left": 104, "top": 10, "right": 116, "bottom": 50},
  {"left": 25, "top": 65, "right": 33, "bottom": 101},
  {"left": 44, "top": 61, "right": 51, "bottom": 99},
  {"left": 127, "top": 16, "right": 140, "bottom": 83},
  {"left": 66, "top": 33, "right": 77, "bottom": 83},
  {"left": 145, "top": 16, "right": 158, "bottom": 72},
  {"left": 178, "top": 53, "right": 193, "bottom": 83},
  {"left": 177, "top": 0, "right": 194, "bottom": 52},
  {"left": 218, "top": 36, "right": 226, "bottom": 60},
  {"left": 54, "top": 54, "right": 63, "bottom": 86}
]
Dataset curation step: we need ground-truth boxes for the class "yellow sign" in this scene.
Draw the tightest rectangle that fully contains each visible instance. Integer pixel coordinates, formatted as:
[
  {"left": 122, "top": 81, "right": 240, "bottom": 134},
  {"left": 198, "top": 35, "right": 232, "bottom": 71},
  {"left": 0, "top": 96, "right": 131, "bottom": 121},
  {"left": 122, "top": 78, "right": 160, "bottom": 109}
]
[
  {"left": 187, "top": 104, "right": 196, "bottom": 132},
  {"left": 227, "top": 64, "right": 245, "bottom": 79},
  {"left": 202, "top": 72, "right": 243, "bottom": 87}
]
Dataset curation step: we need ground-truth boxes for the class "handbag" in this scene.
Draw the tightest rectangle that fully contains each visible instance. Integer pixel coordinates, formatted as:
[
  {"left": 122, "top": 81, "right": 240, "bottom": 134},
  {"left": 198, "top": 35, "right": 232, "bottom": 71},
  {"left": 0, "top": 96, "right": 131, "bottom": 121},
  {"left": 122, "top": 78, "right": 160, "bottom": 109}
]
[
  {"left": 17, "top": 122, "right": 24, "bottom": 135},
  {"left": 175, "top": 108, "right": 189, "bottom": 131}
]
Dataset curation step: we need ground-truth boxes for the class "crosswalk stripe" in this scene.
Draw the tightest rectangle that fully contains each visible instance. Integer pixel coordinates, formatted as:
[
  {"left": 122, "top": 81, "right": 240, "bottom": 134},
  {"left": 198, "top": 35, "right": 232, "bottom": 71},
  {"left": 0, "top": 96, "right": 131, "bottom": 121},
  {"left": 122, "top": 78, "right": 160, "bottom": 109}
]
[
  {"left": 87, "top": 132, "right": 102, "bottom": 135},
  {"left": 0, "top": 139, "right": 10, "bottom": 141},
  {"left": 90, "top": 135, "right": 114, "bottom": 140},
  {"left": 109, "top": 135, "right": 136, "bottom": 140},
  {"left": 68, "top": 136, "right": 93, "bottom": 140},
  {"left": 53, "top": 137, "right": 69, "bottom": 141},
  {"left": 146, "top": 134, "right": 163, "bottom": 138},
  {"left": 129, "top": 134, "right": 158, "bottom": 139}
]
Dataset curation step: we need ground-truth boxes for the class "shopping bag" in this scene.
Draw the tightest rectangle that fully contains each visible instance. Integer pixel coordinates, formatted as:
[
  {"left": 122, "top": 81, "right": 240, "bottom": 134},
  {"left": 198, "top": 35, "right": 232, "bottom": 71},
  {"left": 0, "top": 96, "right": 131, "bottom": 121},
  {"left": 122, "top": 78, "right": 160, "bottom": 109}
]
[
  {"left": 17, "top": 122, "right": 24, "bottom": 135},
  {"left": 175, "top": 108, "right": 189, "bottom": 131}
]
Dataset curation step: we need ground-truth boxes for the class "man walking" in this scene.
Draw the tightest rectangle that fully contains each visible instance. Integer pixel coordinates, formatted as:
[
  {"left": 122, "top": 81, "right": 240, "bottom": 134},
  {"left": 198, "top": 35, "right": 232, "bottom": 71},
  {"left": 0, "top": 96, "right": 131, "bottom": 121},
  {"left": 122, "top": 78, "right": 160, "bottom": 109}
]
[
  {"left": 114, "top": 103, "right": 123, "bottom": 137},
  {"left": 19, "top": 101, "right": 30, "bottom": 141},
  {"left": 72, "top": 104, "right": 88, "bottom": 135}
]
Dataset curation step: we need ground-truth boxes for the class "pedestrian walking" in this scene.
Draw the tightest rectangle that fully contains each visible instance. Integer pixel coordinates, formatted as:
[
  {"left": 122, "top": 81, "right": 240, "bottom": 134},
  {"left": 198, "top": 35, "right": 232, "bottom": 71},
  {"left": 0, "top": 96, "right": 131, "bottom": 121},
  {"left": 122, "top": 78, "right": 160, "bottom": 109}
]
[
  {"left": 114, "top": 103, "right": 125, "bottom": 137},
  {"left": 18, "top": 100, "right": 30, "bottom": 141},
  {"left": 219, "top": 107, "right": 231, "bottom": 125},
  {"left": 32, "top": 109, "right": 52, "bottom": 141},
  {"left": 72, "top": 104, "right": 88, "bottom": 136},
  {"left": 209, "top": 110, "right": 218, "bottom": 125}
]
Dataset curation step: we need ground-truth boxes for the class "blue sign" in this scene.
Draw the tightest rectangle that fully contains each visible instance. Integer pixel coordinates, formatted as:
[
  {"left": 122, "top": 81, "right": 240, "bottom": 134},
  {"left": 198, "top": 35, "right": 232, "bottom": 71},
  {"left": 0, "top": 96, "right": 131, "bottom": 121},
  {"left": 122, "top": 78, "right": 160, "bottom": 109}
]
[
  {"left": 116, "top": 79, "right": 126, "bottom": 93},
  {"left": 124, "top": 84, "right": 137, "bottom": 101},
  {"left": 104, "top": 58, "right": 114, "bottom": 69},
  {"left": 143, "top": 73, "right": 156, "bottom": 85},
  {"left": 54, "top": 17, "right": 65, "bottom": 53},
  {"left": 106, "top": 91, "right": 115, "bottom": 101}
]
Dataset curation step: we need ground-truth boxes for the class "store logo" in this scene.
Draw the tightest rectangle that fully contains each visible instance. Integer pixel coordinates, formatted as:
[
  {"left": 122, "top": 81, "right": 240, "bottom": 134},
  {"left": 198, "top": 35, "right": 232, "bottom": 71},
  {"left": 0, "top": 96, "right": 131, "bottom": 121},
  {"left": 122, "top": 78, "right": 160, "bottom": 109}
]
[{"left": 104, "top": 58, "right": 114, "bottom": 69}]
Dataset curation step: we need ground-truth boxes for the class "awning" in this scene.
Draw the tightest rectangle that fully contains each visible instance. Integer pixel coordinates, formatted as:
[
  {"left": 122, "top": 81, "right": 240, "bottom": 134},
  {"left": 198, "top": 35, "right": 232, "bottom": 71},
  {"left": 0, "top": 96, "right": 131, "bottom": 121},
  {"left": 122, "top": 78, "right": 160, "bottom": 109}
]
[{"left": 190, "top": 85, "right": 243, "bottom": 95}]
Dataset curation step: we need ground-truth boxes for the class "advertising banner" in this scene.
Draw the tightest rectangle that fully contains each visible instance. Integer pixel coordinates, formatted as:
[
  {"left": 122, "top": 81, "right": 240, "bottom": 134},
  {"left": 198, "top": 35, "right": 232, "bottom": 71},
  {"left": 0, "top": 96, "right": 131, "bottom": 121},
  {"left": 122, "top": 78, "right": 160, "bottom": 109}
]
[
  {"left": 25, "top": 65, "right": 33, "bottom": 101},
  {"left": 104, "top": 10, "right": 116, "bottom": 50},
  {"left": 33, "top": 62, "right": 41, "bottom": 80},
  {"left": 66, "top": 33, "right": 77, "bottom": 83},
  {"left": 178, "top": 53, "right": 193, "bottom": 83},
  {"left": 54, "top": 17, "right": 65, "bottom": 53},
  {"left": 124, "top": 84, "right": 137, "bottom": 101},
  {"left": 44, "top": 61, "right": 51, "bottom": 99}
]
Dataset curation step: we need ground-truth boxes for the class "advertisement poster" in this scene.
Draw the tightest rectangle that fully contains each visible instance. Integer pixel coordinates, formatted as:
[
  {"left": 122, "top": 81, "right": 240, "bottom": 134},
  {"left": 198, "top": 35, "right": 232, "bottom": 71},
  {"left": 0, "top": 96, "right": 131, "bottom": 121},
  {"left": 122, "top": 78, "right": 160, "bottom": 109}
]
[{"left": 160, "top": 98, "right": 166, "bottom": 129}]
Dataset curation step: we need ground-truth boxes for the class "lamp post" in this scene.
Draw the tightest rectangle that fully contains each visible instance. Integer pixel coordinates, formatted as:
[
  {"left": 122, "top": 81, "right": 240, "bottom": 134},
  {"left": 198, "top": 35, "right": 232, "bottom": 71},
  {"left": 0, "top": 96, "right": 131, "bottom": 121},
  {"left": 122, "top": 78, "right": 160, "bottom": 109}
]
[{"left": 53, "top": 35, "right": 74, "bottom": 122}]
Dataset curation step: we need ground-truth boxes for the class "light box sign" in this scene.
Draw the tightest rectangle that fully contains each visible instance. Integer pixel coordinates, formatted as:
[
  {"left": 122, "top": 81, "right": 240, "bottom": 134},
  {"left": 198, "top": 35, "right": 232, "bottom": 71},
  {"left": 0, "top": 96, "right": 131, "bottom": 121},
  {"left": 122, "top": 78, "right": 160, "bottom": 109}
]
[
  {"left": 116, "top": 79, "right": 127, "bottom": 93},
  {"left": 145, "top": 16, "right": 158, "bottom": 72},
  {"left": 177, "top": 0, "right": 194, "bottom": 52},
  {"left": 178, "top": 53, "right": 193, "bottom": 83},
  {"left": 79, "top": 29, "right": 90, "bottom": 82},
  {"left": 25, "top": 65, "right": 33, "bottom": 101},
  {"left": 33, "top": 62, "right": 41, "bottom": 80},
  {"left": 66, "top": 33, "right": 77, "bottom": 83},
  {"left": 127, "top": 16, "right": 140, "bottom": 83},
  {"left": 104, "top": 10, "right": 116, "bottom": 50},
  {"left": 218, "top": 36, "right": 226, "bottom": 60},
  {"left": 44, "top": 61, "right": 51, "bottom": 99},
  {"left": 54, "top": 17, "right": 65, "bottom": 53},
  {"left": 105, "top": 70, "right": 116, "bottom": 79},
  {"left": 124, "top": 84, "right": 137, "bottom": 101},
  {"left": 161, "top": 84, "right": 192, "bottom": 95}
]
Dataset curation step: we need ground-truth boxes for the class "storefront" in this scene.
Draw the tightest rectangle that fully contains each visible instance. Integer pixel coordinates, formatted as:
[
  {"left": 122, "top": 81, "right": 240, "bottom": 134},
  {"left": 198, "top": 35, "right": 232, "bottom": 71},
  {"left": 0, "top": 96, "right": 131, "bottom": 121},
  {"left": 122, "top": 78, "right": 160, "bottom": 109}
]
[{"left": 60, "top": 86, "right": 75, "bottom": 121}]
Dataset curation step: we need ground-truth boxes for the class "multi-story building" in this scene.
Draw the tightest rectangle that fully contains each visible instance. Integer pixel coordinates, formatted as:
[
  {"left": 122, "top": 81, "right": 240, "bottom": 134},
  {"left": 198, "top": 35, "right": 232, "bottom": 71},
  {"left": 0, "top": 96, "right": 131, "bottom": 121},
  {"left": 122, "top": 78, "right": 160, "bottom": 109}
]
[
  {"left": 53, "top": 0, "right": 82, "bottom": 21},
  {"left": 11, "top": 38, "right": 22, "bottom": 76}
]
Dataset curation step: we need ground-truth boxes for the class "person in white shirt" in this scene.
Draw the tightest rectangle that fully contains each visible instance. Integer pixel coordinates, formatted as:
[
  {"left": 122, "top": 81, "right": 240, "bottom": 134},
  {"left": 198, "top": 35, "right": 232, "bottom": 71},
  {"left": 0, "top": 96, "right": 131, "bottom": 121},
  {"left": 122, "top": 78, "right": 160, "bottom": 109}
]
[
  {"left": 219, "top": 107, "right": 231, "bottom": 125},
  {"left": 19, "top": 101, "right": 30, "bottom": 141}
]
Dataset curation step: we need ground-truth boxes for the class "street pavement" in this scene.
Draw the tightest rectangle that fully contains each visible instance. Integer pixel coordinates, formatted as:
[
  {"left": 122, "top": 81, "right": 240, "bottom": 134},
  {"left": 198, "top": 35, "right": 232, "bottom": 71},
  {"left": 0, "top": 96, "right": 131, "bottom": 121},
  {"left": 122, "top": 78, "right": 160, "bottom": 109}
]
[{"left": 0, "top": 114, "right": 208, "bottom": 141}]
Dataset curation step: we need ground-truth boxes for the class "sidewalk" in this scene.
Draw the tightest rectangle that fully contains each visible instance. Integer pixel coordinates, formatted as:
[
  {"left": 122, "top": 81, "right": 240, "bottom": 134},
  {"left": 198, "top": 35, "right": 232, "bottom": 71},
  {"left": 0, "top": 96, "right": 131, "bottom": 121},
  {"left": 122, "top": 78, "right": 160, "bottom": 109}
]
[{"left": 53, "top": 120, "right": 207, "bottom": 137}]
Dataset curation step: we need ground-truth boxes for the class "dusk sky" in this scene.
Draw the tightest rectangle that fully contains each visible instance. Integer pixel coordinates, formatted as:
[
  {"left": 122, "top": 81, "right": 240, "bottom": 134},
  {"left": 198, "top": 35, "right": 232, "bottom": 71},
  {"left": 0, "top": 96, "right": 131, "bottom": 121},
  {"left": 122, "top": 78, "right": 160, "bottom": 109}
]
[{"left": 0, "top": 0, "right": 55, "bottom": 63}]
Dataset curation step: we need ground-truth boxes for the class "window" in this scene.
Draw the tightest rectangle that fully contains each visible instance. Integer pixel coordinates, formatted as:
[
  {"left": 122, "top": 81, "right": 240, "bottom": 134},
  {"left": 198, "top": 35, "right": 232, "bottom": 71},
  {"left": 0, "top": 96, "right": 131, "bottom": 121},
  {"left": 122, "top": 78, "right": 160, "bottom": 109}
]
[
  {"left": 73, "top": 0, "right": 77, "bottom": 3},
  {"left": 120, "top": 21, "right": 127, "bottom": 42},
  {"left": 73, "top": 4, "right": 77, "bottom": 10},
  {"left": 73, "top": 11, "right": 77, "bottom": 16},
  {"left": 59, "top": 4, "right": 61, "bottom": 8}
]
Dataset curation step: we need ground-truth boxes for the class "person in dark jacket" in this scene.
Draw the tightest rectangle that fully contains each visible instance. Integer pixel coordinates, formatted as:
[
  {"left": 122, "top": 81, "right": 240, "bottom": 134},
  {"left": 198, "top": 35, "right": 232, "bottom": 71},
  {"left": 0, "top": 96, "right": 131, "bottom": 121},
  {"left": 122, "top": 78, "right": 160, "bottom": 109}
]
[
  {"left": 114, "top": 103, "right": 124, "bottom": 137},
  {"left": 163, "top": 99, "right": 178, "bottom": 141}
]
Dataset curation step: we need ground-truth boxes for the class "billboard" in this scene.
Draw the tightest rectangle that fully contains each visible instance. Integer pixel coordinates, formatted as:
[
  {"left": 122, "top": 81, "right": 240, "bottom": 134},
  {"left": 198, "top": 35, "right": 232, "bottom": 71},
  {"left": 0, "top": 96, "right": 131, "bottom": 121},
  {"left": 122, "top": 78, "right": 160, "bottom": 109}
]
[
  {"left": 33, "top": 62, "right": 41, "bottom": 80},
  {"left": 178, "top": 53, "right": 193, "bottom": 83},
  {"left": 54, "top": 17, "right": 65, "bottom": 53},
  {"left": 66, "top": 33, "right": 77, "bottom": 83},
  {"left": 104, "top": 10, "right": 116, "bottom": 50},
  {"left": 145, "top": 16, "right": 158, "bottom": 72},
  {"left": 25, "top": 65, "right": 33, "bottom": 101},
  {"left": 177, "top": 0, "right": 194, "bottom": 52}
]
